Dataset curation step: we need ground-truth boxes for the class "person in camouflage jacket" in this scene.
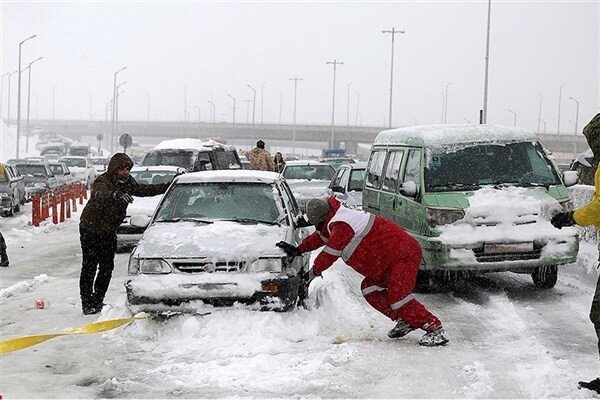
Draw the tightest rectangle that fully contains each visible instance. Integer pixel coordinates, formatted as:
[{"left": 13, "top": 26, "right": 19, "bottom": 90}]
[{"left": 248, "top": 140, "right": 275, "bottom": 171}]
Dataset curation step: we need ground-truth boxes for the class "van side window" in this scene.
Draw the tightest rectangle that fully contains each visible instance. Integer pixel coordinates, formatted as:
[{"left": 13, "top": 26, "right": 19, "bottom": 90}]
[
  {"left": 366, "top": 150, "right": 386, "bottom": 188},
  {"left": 404, "top": 149, "right": 421, "bottom": 185},
  {"left": 382, "top": 151, "right": 404, "bottom": 192}
]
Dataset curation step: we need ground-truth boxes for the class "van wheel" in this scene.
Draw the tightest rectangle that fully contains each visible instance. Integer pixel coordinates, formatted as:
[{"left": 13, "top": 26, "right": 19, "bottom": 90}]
[
  {"left": 431, "top": 271, "right": 469, "bottom": 290},
  {"left": 414, "top": 270, "right": 431, "bottom": 293},
  {"left": 531, "top": 265, "right": 557, "bottom": 289}
]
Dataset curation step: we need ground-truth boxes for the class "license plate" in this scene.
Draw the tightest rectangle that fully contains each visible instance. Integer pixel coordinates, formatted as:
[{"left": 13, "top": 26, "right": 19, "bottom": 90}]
[{"left": 484, "top": 242, "right": 534, "bottom": 255}]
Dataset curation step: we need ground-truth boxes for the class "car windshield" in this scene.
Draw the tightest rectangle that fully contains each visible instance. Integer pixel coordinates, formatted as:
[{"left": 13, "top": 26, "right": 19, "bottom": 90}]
[
  {"left": 16, "top": 164, "right": 48, "bottom": 177},
  {"left": 424, "top": 141, "right": 561, "bottom": 192},
  {"left": 155, "top": 182, "right": 281, "bottom": 224},
  {"left": 348, "top": 169, "right": 366, "bottom": 191},
  {"left": 283, "top": 165, "right": 335, "bottom": 180},
  {"left": 48, "top": 164, "right": 64, "bottom": 175},
  {"left": 90, "top": 157, "right": 109, "bottom": 165},
  {"left": 61, "top": 158, "right": 86, "bottom": 168},
  {"left": 130, "top": 170, "right": 176, "bottom": 185},
  {"left": 141, "top": 151, "right": 194, "bottom": 169}
]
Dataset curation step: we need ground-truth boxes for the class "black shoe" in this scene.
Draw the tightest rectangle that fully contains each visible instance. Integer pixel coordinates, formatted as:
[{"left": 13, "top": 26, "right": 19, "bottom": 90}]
[
  {"left": 388, "top": 321, "right": 416, "bottom": 339},
  {"left": 579, "top": 378, "right": 600, "bottom": 393},
  {"left": 82, "top": 304, "right": 101, "bottom": 315}
]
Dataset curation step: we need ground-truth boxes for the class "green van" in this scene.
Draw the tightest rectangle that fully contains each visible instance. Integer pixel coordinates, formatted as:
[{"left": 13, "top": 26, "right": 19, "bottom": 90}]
[{"left": 363, "top": 125, "right": 580, "bottom": 289}]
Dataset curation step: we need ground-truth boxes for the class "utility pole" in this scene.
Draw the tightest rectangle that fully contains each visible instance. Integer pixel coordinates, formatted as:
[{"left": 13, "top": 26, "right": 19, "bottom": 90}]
[
  {"left": 247, "top": 84, "right": 256, "bottom": 144},
  {"left": 208, "top": 100, "right": 215, "bottom": 135},
  {"left": 111, "top": 66, "right": 127, "bottom": 152},
  {"left": 16, "top": 34, "right": 37, "bottom": 158},
  {"left": 289, "top": 76, "right": 303, "bottom": 155},
  {"left": 25, "top": 57, "right": 43, "bottom": 153},
  {"left": 382, "top": 27, "right": 405, "bottom": 128},
  {"left": 557, "top": 84, "right": 565, "bottom": 135},
  {"left": 482, "top": 0, "right": 492, "bottom": 124},
  {"left": 228, "top": 94, "right": 236, "bottom": 144},
  {"left": 326, "top": 59, "right": 343, "bottom": 149}
]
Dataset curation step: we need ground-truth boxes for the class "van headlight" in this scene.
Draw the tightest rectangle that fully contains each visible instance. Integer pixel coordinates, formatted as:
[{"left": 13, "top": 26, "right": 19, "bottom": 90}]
[
  {"left": 426, "top": 207, "right": 465, "bottom": 227},
  {"left": 139, "top": 259, "right": 171, "bottom": 274},
  {"left": 559, "top": 199, "right": 573, "bottom": 212},
  {"left": 247, "top": 258, "right": 283, "bottom": 273}
]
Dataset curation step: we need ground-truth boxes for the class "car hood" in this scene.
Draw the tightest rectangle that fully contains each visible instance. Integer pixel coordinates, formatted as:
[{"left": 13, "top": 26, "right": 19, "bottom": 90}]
[
  {"left": 127, "top": 195, "right": 163, "bottom": 217},
  {"left": 286, "top": 179, "right": 330, "bottom": 200},
  {"left": 134, "top": 221, "right": 290, "bottom": 261}
]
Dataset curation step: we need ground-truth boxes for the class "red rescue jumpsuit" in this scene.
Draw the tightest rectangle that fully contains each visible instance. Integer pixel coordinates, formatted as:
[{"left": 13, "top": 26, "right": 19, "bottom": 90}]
[{"left": 299, "top": 197, "right": 442, "bottom": 331}]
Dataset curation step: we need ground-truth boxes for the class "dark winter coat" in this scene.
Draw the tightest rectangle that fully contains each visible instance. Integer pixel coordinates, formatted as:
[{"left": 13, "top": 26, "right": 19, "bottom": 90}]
[
  {"left": 248, "top": 148, "right": 276, "bottom": 171},
  {"left": 80, "top": 153, "right": 170, "bottom": 234}
]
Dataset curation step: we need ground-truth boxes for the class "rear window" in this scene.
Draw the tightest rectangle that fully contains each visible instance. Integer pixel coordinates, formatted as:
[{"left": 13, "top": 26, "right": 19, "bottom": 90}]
[
  {"left": 283, "top": 165, "right": 335, "bottom": 180},
  {"left": 141, "top": 150, "right": 194, "bottom": 170}
]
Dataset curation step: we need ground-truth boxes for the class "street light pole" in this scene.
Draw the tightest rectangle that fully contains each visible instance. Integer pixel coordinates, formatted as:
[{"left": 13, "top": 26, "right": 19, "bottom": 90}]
[
  {"left": 208, "top": 100, "right": 215, "bottom": 135},
  {"left": 326, "top": 59, "right": 343, "bottom": 149},
  {"left": 289, "top": 77, "right": 302, "bottom": 155},
  {"left": 444, "top": 82, "right": 451, "bottom": 123},
  {"left": 25, "top": 57, "right": 43, "bottom": 153},
  {"left": 508, "top": 109, "right": 517, "bottom": 127},
  {"left": 115, "top": 82, "right": 126, "bottom": 144},
  {"left": 228, "top": 94, "right": 236, "bottom": 144},
  {"left": 247, "top": 84, "right": 256, "bottom": 144},
  {"left": 16, "top": 34, "right": 36, "bottom": 158},
  {"left": 346, "top": 82, "right": 352, "bottom": 127},
  {"left": 111, "top": 66, "right": 127, "bottom": 152},
  {"left": 482, "top": 0, "right": 492, "bottom": 124},
  {"left": 537, "top": 92, "right": 543, "bottom": 134},
  {"left": 193, "top": 105, "right": 201, "bottom": 123},
  {"left": 440, "top": 92, "right": 445, "bottom": 123},
  {"left": 569, "top": 96, "right": 580, "bottom": 159},
  {"left": 557, "top": 83, "right": 565, "bottom": 135},
  {"left": 355, "top": 91, "right": 360, "bottom": 127},
  {"left": 382, "top": 27, "right": 405, "bottom": 128}
]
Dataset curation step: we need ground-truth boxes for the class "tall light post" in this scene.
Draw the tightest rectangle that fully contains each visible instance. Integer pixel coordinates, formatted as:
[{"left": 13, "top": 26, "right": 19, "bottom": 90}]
[
  {"left": 537, "top": 92, "right": 543, "bottom": 134},
  {"left": 440, "top": 92, "right": 445, "bottom": 123},
  {"left": 6, "top": 71, "right": 17, "bottom": 123},
  {"left": 508, "top": 109, "right": 517, "bottom": 127},
  {"left": 227, "top": 94, "right": 236, "bottom": 144},
  {"left": 346, "top": 82, "right": 352, "bottom": 127},
  {"left": 569, "top": 96, "right": 580, "bottom": 158},
  {"left": 115, "top": 82, "right": 127, "bottom": 144},
  {"left": 111, "top": 66, "right": 127, "bottom": 152},
  {"left": 0, "top": 72, "right": 10, "bottom": 121},
  {"left": 382, "top": 27, "right": 405, "bottom": 128},
  {"left": 260, "top": 82, "right": 265, "bottom": 124},
  {"left": 208, "top": 100, "right": 215, "bottom": 135},
  {"left": 326, "top": 59, "right": 343, "bottom": 149},
  {"left": 354, "top": 91, "right": 360, "bottom": 127},
  {"left": 278, "top": 92, "right": 283, "bottom": 125},
  {"left": 481, "top": 0, "right": 492, "bottom": 124},
  {"left": 557, "top": 83, "right": 565, "bottom": 135},
  {"left": 24, "top": 56, "right": 43, "bottom": 153},
  {"left": 52, "top": 84, "right": 57, "bottom": 120},
  {"left": 146, "top": 93, "right": 150, "bottom": 122},
  {"left": 16, "top": 34, "right": 36, "bottom": 158},
  {"left": 247, "top": 84, "right": 256, "bottom": 144},
  {"left": 444, "top": 82, "right": 451, "bottom": 123},
  {"left": 289, "top": 77, "right": 302, "bottom": 155}
]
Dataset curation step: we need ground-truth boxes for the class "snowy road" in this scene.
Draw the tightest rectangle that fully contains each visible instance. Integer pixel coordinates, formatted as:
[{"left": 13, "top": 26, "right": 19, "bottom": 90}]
[{"left": 1, "top": 202, "right": 599, "bottom": 398}]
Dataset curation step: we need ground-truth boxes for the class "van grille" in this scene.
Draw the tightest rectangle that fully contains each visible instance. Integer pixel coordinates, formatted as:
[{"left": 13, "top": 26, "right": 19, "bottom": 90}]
[
  {"left": 173, "top": 261, "right": 245, "bottom": 273},
  {"left": 473, "top": 243, "right": 543, "bottom": 262}
]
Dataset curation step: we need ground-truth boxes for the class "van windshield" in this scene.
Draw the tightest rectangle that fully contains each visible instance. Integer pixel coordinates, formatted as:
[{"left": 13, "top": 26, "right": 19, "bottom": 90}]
[
  {"left": 141, "top": 150, "right": 194, "bottom": 170},
  {"left": 424, "top": 141, "right": 561, "bottom": 192}
]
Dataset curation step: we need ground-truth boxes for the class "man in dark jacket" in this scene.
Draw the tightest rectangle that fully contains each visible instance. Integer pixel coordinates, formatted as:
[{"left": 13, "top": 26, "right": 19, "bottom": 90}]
[
  {"left": 0, "top": 231, "right": 9, "bottom": 267},
  {"left": 79, "top": 153, "right": 171, "bottom": 314}
]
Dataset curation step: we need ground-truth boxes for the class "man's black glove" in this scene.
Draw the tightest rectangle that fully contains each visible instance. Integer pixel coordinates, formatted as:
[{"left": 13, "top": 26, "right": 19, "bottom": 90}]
[
  {"left": 113, "top": 191, "right": 134, "bottom": 204},
  {"left": 551, "top": 211, "right": 575, "bottom": 229},
  {"left": 276, "top": 241, "right": 302, "bottom": 257},
  {"left": 295, "top": 215, "right": 311, "bottom": 228}
]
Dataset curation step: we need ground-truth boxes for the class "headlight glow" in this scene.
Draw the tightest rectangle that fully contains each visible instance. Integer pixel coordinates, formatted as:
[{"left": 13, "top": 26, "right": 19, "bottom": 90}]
[
  {"left": 139, "top": 259, "right": 172, "bottom": 274},
  {"left": 425, "top": 207, "right": 465, "bottom": 227},
  {"left": 247, "top": 258, "right": 283, "bottom": 273}
]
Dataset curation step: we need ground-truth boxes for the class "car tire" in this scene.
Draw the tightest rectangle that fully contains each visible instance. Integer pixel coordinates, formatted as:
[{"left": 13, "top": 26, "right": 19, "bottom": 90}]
[
  {"left": 430, "top": 270, "right": 469, "bottom": 291},
  {"left": 414, "top": 270, "right": 431, "bottom": 293},
  {"left": 531, "top": 265, "right": 558, "bottom": 289}
]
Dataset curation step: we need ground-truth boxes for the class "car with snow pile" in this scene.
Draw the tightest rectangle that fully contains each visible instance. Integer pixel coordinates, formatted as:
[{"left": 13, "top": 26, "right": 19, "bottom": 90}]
[
  {"left": 280, "top": 160, "right": 336, "bottom": 212},
  {"left": 363, "top": 124, "right": 580, "bottom": 289},
  {"left": 116, "top": 166, "right": 186, "bottom": 250},
  {"left": 125, "top": 170, "right": 312, "bottom": 313}
]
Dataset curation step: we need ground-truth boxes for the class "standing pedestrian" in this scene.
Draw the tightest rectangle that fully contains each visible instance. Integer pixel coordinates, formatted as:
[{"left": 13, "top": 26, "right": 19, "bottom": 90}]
[
  {"left": 552, "top": 113, "right": 600, "bottom": 393},
  {"left": 248, "top": 140, "right": 275, "bottom": 171},
  {"left": 0, "top": 231, "right": 9, "bottom": 267},
  {"left": 277, "top": 196, "right": 448, "bottom": 346},
  {"left": 273, "top": 152, "right": 286, "bottom": 173},
  {"left": 78, "top": 153, "right": 172, "bottom": 315}
]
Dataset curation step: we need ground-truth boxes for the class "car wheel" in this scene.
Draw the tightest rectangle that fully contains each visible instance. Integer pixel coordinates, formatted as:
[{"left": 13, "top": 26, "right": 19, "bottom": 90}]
[
  {"left": 531, "top": 265, "right": 557, "bottom": 289},
  {"left": 414, "top": 270, "right": 431, "bottom": 293},
  {"left": 430, "top": 270, "right": 469, "bottom": 290}
]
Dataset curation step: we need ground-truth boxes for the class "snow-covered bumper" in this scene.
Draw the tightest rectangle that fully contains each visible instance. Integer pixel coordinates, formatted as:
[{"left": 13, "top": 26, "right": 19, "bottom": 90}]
[
  {"left": 422, "top": 229, "right": 579, "bottom": 272},
  {"left": 125, "top": 272, "right": 302, "bottom": 313}
]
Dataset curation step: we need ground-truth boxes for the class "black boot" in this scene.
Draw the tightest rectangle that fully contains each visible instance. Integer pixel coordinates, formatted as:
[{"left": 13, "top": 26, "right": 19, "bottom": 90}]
[
  {"left": 579, "top": 377, "right": 600, "bottom": 393},
  {"left": 0, "top": 250, "right": 9, "bottom": 267}
]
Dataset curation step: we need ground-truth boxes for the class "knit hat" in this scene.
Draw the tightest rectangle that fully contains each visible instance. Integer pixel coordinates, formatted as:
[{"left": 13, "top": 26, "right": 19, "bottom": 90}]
[{"left": 306, "top": 198, "right": 331, "bottom": 225}]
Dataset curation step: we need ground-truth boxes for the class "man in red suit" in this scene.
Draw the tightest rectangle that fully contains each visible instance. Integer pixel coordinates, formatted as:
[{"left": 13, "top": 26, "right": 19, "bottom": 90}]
[{"left": 278, "top": 196, "right": 448, "bottom": 346}]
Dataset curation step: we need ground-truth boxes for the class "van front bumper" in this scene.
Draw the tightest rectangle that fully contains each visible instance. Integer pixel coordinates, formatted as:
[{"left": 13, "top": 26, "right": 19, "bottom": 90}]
[{"left": 422, "top": 232, "right": 579, "bottom": 272}]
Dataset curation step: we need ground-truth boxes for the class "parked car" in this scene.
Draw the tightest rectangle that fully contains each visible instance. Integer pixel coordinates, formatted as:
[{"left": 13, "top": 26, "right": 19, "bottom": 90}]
[
  {"left": 47, "top": 162, "right": 74, "bottom": 187},
  {"left": 116, "top": 166, "right": 186, "bottom": 250},
  {"left": 89, "top": 156, "right": 110, "bottom": 174},
  {"left": 69, "top": 141, "right": 91, "bottom": 156},
  {"left": 239, "top": 155, "right": 251, "bottom": 169},
  {"left": 4, "top": 164, "right": 26, "bottom": 205},
  {"left": 327, "top": 162, "right": 366, "bottom": 208},
  {"left": 13, "top": 163, "right": 61, "bottom": 198},
  {"left": 43, "top": 153, "right": 60, "bottom": 163},
  {"left": 125, "top": 170, "right": 312, "bottom": 314},
  {"left": 363, "top": 124, "right": 580, "bottom": 290},
  {"left": 59, "top": 156, "right": 97, "bottom": 188},
  {"left": 320, "top": 156, "right": 356, "bottom": 171},
  {"left": 280, "top": 160, "right": 336, "bottom": 211},
  {"left": 25, "top": 156, "right": 44, "bottom": 164},
  {"left": 0, "top": 163, "right": 24, "bottom": 216},
  {"left": 139, "top": 138, "right": 242, "bottom": 172}
]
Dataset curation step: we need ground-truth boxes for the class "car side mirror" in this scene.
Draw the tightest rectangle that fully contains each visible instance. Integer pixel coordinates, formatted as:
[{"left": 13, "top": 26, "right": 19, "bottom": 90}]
[
  {"left": 400, "top": 181, "right": 418, "bottom": 198},
  {"left": 331, "top": 185, "right": 345, "bottom": 194},
  {"left": 130, "top": 214, "right": 151, "bottom": 228},
  {"left": 563, "top": 170, "right": 579, "bottom": 187}
]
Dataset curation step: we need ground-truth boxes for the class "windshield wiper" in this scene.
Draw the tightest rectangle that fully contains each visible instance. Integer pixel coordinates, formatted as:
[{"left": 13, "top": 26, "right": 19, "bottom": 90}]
[
  {"left": 218, "top": 217, "right": 279, "bottom": 225},
  {"left": 157, "top": 217, "right": 213, "bottom": 224},
  {"left": 430, "top": 182, "right": 480, "bottom": 190}
]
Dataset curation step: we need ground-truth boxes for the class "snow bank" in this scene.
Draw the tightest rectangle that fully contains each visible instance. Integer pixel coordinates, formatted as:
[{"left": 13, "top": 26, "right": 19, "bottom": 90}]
[{"left": 0, "top": 274, "right": 54, "bottom": 301}]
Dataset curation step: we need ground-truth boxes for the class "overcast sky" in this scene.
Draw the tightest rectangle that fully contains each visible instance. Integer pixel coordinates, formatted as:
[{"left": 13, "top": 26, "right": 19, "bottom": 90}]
[{"left": 1, "top": 1, "right": 598, "bottom": 133}]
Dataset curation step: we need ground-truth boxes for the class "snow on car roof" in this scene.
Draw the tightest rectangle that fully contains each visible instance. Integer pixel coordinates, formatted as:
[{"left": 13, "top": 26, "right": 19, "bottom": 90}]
[
  {"left": 176, "top": 170, "right": 281, "bottom": 184},
  {"left": 285, "top": 160, "right": 330, "bottom": 166},
  {"left": 152, "top": 138, "right": 230, "bottom": 151},
  {"left": 374, "top": 124, "right": 538, "bottom": 147},
  {"left": 131, "top": 166, "right": 184, "bottom": 173}
]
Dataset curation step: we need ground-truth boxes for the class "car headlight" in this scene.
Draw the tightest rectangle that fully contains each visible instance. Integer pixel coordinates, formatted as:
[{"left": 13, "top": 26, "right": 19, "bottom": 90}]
[
  {"left": 247, "top": 258, "right": 284, "bottom": 273},
  {"left": 128, "top": 256, "right": 140, "bottom": 274},
  {"left": 559, "top": 199, "right": 574, "bottom": 212},
  {"left": 34, "top": 182, "right": 48, "bottom": 188},
  {"left": 139, "top": 259, "right": 172, "bottom": 274},
  {"left": 425, "top": 207, "right": 465, "bottom": 227}
]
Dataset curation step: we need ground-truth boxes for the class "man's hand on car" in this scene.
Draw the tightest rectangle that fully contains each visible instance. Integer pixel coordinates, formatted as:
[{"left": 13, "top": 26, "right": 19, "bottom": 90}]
[
  {"left": 113, "top": 191, "right": 134, "bottom": 204},
  {"left": 551, "top": 211, "right": 575, "bottom": 229},
  {"left": 276, "top": 241, "right": 302, "bottom": 257}
]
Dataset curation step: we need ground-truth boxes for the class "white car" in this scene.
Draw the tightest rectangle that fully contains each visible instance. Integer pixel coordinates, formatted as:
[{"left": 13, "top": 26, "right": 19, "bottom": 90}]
[
  {"left": 125, "top": 170, "right": 312, "bottom": 314},
  {"left": 280, "top": 160, "right": 336, "bottom": 211},
  {"left": 116, "top": 166, "right": 186, "bottom": 249},
  {"left": 59, "top": 156, "right": 97, "bottom": 188},
  {"left": 89, "top": 156, "right": 110, "bottom": 174},
  {"left": 327, "top": 162, "right": 366, "bottom": 208}
]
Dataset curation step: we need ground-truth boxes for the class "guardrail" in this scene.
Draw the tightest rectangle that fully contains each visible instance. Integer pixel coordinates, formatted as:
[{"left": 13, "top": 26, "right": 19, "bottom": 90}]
[{"left": 31, "top": 183, "right": 87, "bottom": 227}]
